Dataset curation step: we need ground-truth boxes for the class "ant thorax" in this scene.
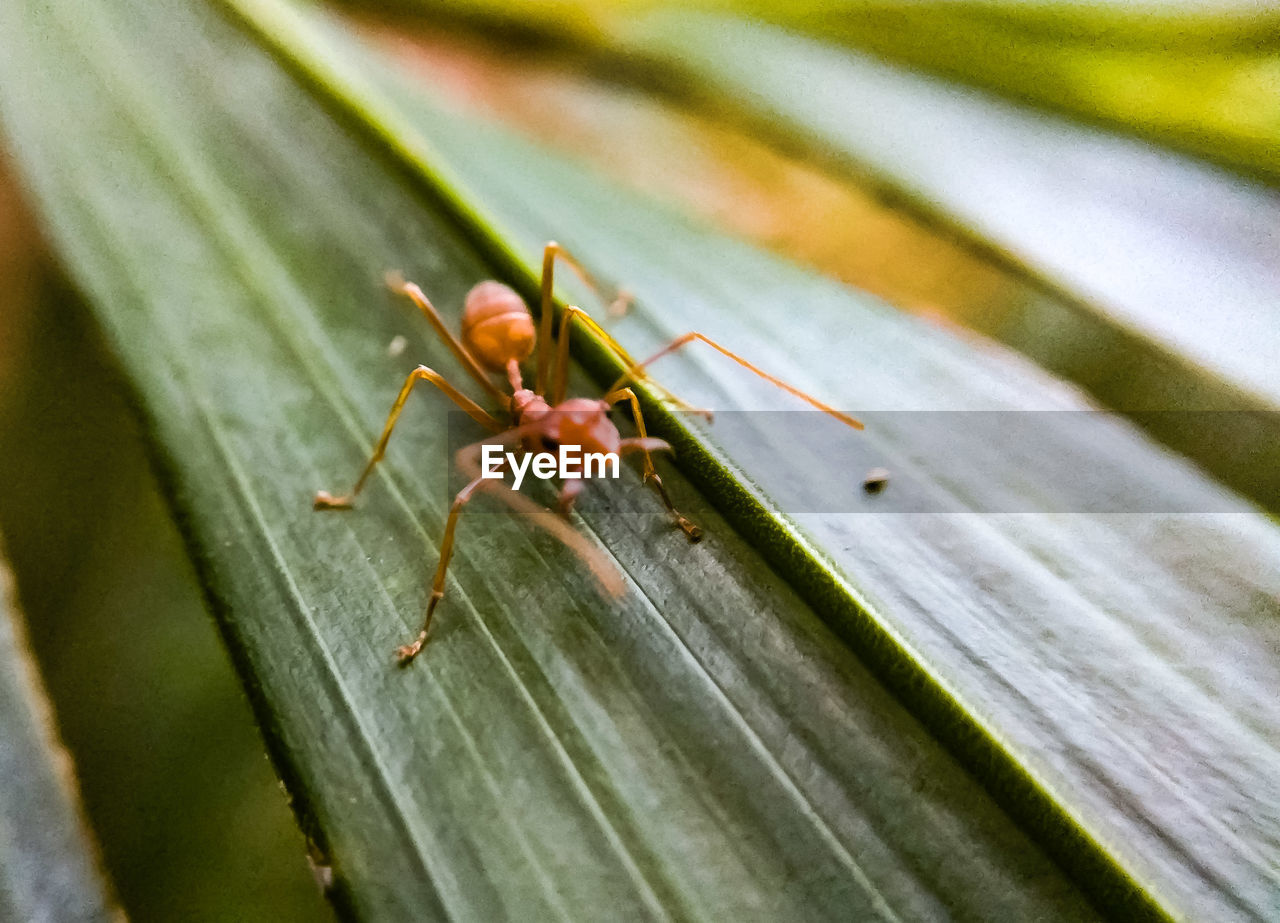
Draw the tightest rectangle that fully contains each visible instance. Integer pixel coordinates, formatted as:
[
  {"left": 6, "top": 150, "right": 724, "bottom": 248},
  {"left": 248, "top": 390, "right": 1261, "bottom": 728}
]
[{"left": 511, "top": 388, "right": 549, "bottom": 422}]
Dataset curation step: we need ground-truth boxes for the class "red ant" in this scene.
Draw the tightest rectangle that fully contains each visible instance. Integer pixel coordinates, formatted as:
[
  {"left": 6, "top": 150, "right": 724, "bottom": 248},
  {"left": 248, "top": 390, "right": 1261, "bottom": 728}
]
[{"left": 314, "top": 243, "right": 862, "bottom": 664}]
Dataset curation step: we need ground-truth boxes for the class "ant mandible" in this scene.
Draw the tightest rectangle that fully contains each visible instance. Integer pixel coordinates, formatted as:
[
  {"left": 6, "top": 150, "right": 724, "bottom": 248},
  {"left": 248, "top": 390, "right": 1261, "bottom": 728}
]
[{"left": 314, "top": 242, "right": 863, "bottom": 664}]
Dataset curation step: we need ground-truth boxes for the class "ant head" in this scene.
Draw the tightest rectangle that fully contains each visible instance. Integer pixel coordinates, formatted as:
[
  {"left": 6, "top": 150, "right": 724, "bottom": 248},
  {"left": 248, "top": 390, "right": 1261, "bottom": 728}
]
[
  {"left": 462, "top": 281, "right": 535, "bottom": 372},
  {"left": 553, "top": 397, "right": 609, "bottom": 418},
  {"left": 543, "top": 397, "right": 620, "bottom": 456}
]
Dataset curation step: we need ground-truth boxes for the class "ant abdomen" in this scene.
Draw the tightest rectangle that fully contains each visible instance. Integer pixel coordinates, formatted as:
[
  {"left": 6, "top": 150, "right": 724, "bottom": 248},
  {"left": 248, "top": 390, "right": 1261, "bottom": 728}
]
[{"left": 462, "top": 281, "right": 535, "bottom": 371}]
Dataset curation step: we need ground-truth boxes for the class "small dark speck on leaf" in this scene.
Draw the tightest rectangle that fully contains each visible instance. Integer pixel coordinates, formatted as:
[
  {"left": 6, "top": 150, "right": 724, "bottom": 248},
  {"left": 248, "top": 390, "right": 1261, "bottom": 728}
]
[{"left": 863, "top": 467, "right": 890, "bottom": 494}]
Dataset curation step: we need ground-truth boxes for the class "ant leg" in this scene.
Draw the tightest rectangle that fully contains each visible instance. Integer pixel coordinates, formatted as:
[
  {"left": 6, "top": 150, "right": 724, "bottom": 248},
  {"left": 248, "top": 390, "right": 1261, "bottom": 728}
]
[
  {"left": 386, "top": 273, "right": 506, "bottom": 402},
  {"left": 550, "top": 304, "right": 710, "bottom": 417},
  {"left": 607, "top": 332, "right": 864, "bottom": 432},
  {"left": 604, "top": 387, "right": 702, "bottom": 542},
  {"left": 557, "top": 477, "right": 586, "bottom": 517},
  {"left": 314, "top": 366, "right": 503, "bottom": 510},
  {"left": 398, "top": 437, "right": 628, "bottom": 666},
  {"left": 534, "top": 242, "right": 633, "bottom": 395},
  {"left": 553, "top": 305, "right": 638, "bottom": 405},
  {"left": 395, "top": 474, "right": 487, "bottom": 664}
]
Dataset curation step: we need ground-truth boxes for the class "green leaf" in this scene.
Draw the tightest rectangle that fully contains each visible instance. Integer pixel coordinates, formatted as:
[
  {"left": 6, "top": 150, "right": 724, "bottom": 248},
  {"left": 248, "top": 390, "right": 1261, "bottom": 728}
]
[
  {"left": 225, "top": 4, "right": 1280, "bottom": 918},
  {"left": 4, "top": 0, "right": 1279, "bottom": 921},
  {"left": 0, "top": 0, "right": 1099, "bottom": 919},
  {"left": 0, "top": 558, "right": 119, "bottom": 922}
]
